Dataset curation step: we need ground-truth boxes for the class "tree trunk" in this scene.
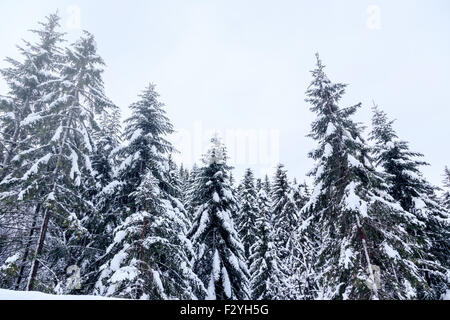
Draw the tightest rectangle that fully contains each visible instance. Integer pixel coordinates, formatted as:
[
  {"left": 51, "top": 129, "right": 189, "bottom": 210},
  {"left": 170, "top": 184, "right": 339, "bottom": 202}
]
[
  {"left": 15, "top": 203, "right": 41, "bottom": 290},
  {"left": 26, "top": 207, "right": 51, "bottom": 291}
]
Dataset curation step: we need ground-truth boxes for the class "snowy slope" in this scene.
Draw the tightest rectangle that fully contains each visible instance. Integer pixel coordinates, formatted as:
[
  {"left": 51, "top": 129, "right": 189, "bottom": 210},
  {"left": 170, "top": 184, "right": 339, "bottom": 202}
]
[{"left": 0, "top": 289, "right": 120, "bottom": 300}]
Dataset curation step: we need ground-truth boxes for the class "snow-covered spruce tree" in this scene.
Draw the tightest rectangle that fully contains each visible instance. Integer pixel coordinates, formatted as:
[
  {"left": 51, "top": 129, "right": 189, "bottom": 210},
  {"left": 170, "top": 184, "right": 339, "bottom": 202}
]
[
  {"left": 179, "top": 164, "right": 189, "bottom": 184},
  {"left": 235, "top": 181, "right": 244, "bottom": 204},
  {"left": 301, "top": 54, "right": 434, "bottom": 300},
  {"left": 0, "top": 14, "right": 65, "bottom": 290},
  {"left": 263, "top": 175, "right": 271, "bottom": 195},
  {"left": 287, "top": 223, "right": 317, "bottom": 300},
  {"left": 91, "top": 106, "right": 122, "bottom": 189},
  {"left": 255, "top": 179, "right": 263, "bottom": 196},
  {"left": 178, "top": 164, "right": 190, "bottom": 204},
  {"left": 188, "top": 135, "right": 249, "bottom": 300},
  {"left": 249, "top": 177, "right": 286, "bottom": 300},
  {"left": 37, "top": 32, "right": 119, "bottom": 294},
  {"left": 96, "top": 170, "right": 203, "bottom": 299},
  {"left": 284, "top": 179, "right": 316, "bottom": 300},
  {"left": 95, "top": 84, "right": 203, "bottom": 300},
  {"left": 236, "top": 169, "right": 259, "bottom": 264},
  {"left": 370, "top": 106, "right": 449, "bottom": 298},
  {"left": 229, "top": 172, "right": 235, "bottom": 188},
  {"left": 1, "top": 31, "right": 115, "bottom": 292},
  {"left": 291, "top": 179, "right": 309, "bottom": 217},
  {"left": 270, "top": 164, "right": 299, "bottom": 262},
  {"left": 0, "top": 13, "right": 64, "bottom": 181},
  {"left": 184, "top": 163, "right": 202, "bottom": 223},
  {"left": 74, "top": 105, "right": 123, "bottom": 295},
  {"left": 165, "top": 155, "right": 184, "bottom": 205}
]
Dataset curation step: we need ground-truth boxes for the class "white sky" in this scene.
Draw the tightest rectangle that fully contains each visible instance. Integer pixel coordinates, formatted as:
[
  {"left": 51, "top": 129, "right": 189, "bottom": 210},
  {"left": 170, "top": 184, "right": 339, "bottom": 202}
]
[{"left": 1, "top": 0, "right": 449, "bottom": 187}]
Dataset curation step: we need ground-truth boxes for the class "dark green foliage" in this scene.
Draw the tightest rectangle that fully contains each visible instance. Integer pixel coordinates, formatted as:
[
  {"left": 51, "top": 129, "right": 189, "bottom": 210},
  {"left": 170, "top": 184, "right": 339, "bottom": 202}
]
[{"left": 188, "top": 136, "right": 249, "bottom": 300}]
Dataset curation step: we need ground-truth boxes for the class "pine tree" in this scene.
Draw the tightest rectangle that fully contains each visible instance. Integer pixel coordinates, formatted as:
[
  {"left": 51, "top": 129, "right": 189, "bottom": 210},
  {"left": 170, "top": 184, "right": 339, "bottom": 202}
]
[
  {"left": 165, "top": 155, "right": 184, "bottom": 202},
  {"left": 292, "top": 180, "right": 309, "bottom": 210},
  {"left": 370, "top": 106, "right": 449, "bottom": 298},
  {"left": 287, "top": 221, "right": 317, "bottom": 300},
  {"left": 36, "top": 31, "right": 118, "bottom": 292},
  {"left": 263, "top": 175, "right": 271, "bottom": 195},
  {"left": 267, "top": 165, "right": 304, "bottom": 299},
  {"left": 229, "top": 172, "right": 235, "bottom": 188},
  {"left": 1, "top": 30, "right": 118, "bottom": 292},
  {"left": 269, "top": 164, "right": 299, "bottom": 261},
  {"left": 75, "top": 105, "right": 123, "bottom": 295},
  {"left": 96, "top": 170, "right": 203, "bottom": 299},
  {"left": 285, "top": 179, "right": 316, "bottom": 300},
  {"left": 188, "top": 135, "right": 249, "bottom": 300},
  {"left": 0, "top": 13, "right": 64, "bottom": 180},
  {"left": 236, "top": 169, "right": 259, "bottom": 265},
  {"left": 91, "top": 106, "right": 122, "bottom": 189},
  {"left": 301, "top": 54, "right": 434, "bottom": 300},
  {"left": 95, "top": 84, "right": 202, "bottom": 300},
  {"left": 178, "top": 164, "right": 190, "bottom": 204},
  {"left": 249, "top": 178, "right": 286, "bottom": 299},
  {"left": 0, "top": 14, "right": 65, "bottom": 290},
  {"left": 184, "top": 164, "right": 201, "bottom": 223}
]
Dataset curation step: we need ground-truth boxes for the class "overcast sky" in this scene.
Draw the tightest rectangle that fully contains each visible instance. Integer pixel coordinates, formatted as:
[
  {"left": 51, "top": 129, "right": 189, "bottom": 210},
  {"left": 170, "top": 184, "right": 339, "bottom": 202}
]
[{"left": 1, "top": 0, "right": 449, "bottom": 186}]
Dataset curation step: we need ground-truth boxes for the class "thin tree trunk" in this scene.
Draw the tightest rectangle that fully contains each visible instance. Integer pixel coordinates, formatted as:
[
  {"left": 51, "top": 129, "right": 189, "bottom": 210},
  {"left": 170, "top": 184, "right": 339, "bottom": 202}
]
[
  {"left": 356, "top": 215, "right": 379, "bottom": 300},
  {"left": 15, "top": 203, "right": 41, "bottom": 289},
  {"left": 26, "top": 207, "right": 51, "bottom": 291}
]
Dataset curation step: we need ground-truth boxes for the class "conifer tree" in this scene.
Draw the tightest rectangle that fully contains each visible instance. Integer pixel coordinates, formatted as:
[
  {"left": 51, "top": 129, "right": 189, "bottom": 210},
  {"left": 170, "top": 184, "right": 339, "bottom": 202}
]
[
  {"left": 95, "top": 85, "right": 202, "bottom": 300},
  {"left": 267, "top": 165, "right": 304, "bottom": 298},
  {"left": 0, "top": 13, "right": 64, "bottom": 181},
  {"left": 0, "top": 14, "right": 65, "bottom": 290},
  {"left": 249, "top": 178, "right": 286, "bottom": 299},
  {"left": 91, "top": 106, "right": 122, "bottom": 189},
  {"left": 27, "top": 31, "right": 116, "bottom": 292},
  {"left": 229, "top": 172, "right": 235, "bottom": 188},
  {"left": 370, "top": 106, "right": 449, "bottom": 298},
  {"left": 301, "top": 54, "right": 434, "bottom": 300},
  {"left": 236, "top": 169, "right": 259, "bottom": 264},
  {"left": 270, "top": 164, "right": 298, "bottom": 261},
  {"left": 184, "top": 164, "right": 201, "bottom": 223},
  {"left": 263, "top": 175, "right": 271, "bottom": 195},
  {"left": 255, "top": 179, "right": 271, "bottom": 222},
  {"left": 188, "top": 135, "right": 249, "bottom": 300},
  {"left": 291, "top": 180, "right": 309, "bottom": 216},
  {"left": 1, "top": 29, "right": 113, "bottom": 292},
  {"left": 178, "top": 164, "right": 190, "bottom": 205},
  {"left": 165, "top": 155, "right": 184, "bottom": 203},
  {"left": 285, "top": 180, "right": 316, "bottom": 300},
  {"left": 75, "top": 105, "right": 122, "bottom": 295}
]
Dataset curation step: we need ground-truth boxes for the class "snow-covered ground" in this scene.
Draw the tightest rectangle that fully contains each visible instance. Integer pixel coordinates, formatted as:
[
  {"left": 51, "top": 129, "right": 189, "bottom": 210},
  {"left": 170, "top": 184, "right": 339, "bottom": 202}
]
[
  {"left": 444, "top": 290, "right": 450, "bottom": 301},
  {"left": 0, "top": 289, "right": 118, "bottom": 300},
  {"left": 1, "top": 288, "right": 449, "bottom": 300}
]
